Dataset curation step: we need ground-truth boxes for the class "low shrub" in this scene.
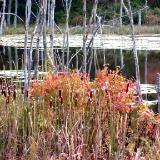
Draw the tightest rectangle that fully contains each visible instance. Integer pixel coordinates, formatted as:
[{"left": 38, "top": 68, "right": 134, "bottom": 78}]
[
  {"left": 145, "top": 12, "right": 160, "bottom": 25},
  {"left": 0, "top": 68, "right": 160, "bottom": 159}
]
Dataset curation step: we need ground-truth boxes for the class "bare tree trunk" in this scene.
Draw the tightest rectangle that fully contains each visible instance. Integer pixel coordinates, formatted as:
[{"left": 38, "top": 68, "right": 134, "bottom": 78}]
[
  {"left": 138, "top": 9, "right": 141, "bottom": 26},
  {"left": 8, "top": 46, "right": 13, "bottom": 70},
  {"left": 40, "top": 50, "right": 44, "bottom": 71},
  {"left": 42, "top": 0, "right": 48, "bottom": 72},
  {"left": 15, "top": 48, "right": 18, "bottom": 69},
  {"left": 144, "top": 51, "right": 148, "bottom": 100},
  {"left": 120, "top": 0, "right": 123, "bottom": 27},
  {"left": 94, "top": 49, "right": 97, "bottom": 75},
  {"left": 103, "top": 49, "right": 106, "bottom": 66},
  {"left": 93, "top": 0, "right": 98, "bottom": 75},
  {"left": 123, "top": 0, "right": 141, "bottom": 98},
  {"left": 8, "top": 47, "right": 12, "bottom": 70},
  {"left": 34, "top": 0, "right": 50, "bottom": 78},
  {"left": 93, "top": 0, "right": 98, "bottom": 32},
  {"left": 14, "top": 0, "right": 18, "bottom": 28},
  {"left": 144, "top": 51, "right": 148, "bottom": 85},
  {"left": 145, "top": 0, "right": 148, "bottom": 13},
  {"left": 50, "top": 0, "right": 56, "bottom": 71},
  {"left": 76, "top": 49, "right": 78, "bottom": 71},
  {"left": 120, "top": 49, "right": 123, "bottom": 67},
  {"left": 24, "top": 0, "right": 31, "bottom": 99},
  {"left": 113, "top": 0, "right": 117, "bottom": 26},
  {"left": 83, "top": 0, "right": 87, "bottom": 72},
  {"left": 47, "top": 0, "right": 51, "bottom": 27},
  {"left": 7, "top": 0, "right": 12, "bottom": 25},
  {"left": 156, "top": 73, "right": 160, "bottom": 113},
  {"left": 35, "top": 37, "right": 40, "bottom": 79},
  {"left": 63, "top": 0, "right": 72, "bottom": 71},
  {"left": 34, "top": 7, "right": 44, "bottom": 79},
  {"left": 0, "top": 0, "right": 6, "bottom": 35}
]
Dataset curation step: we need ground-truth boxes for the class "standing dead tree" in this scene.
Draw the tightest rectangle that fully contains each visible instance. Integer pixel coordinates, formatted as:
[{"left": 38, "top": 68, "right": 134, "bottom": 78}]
[
  {"left": 81, "top": 0, "right": 101, "bottom": 74},
  {"left": 122, "top": 0, "right": 141, "bottom": 98},
  {"left": 156, "top": 73, "right": 160, "bottom": 113},
  {"left": 0, "top": 0, "right": 6, "bottom": 35},
  {"left": 29, "top": 0, "right": 55, "bottom": 79},
  {"left": 34, "top": 0, "right": 47, "bottom": 79},
  {"left": 120, "top": 0, "right": 123, "bottom": 27},
  {"left": 145, "top": 0, "right": 148, "bottom": 13},
  {"left": 62, "top": 0, "right": 72, "bottom": 71},
  {"left": 93, "top": 0, "right": 98, "bottom": 75},
  {"left": 24, "top": 0, "right": 31, "bottom": 99},
  {"left": 14, "top": 0, "right": 18, "bottom": 28},
  {"left": 49, "top": 0, "right": 56, "bottom": 71},
  {"left": 7, "top": 0, "right": 11, "bottom": 25},
  {"left": 47, "top": 0, "right": 51, "bottom": 27},
  {"left": 83, "top": 0, "right": 87, "bottom": 72}
]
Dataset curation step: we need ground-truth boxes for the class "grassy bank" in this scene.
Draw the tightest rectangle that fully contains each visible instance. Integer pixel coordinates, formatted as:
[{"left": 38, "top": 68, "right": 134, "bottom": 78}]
[
  {"left": 3, "top": 24, "right": 160, "bottom": 35},
  {"left": 0, "top": 68, "right": 160, "bottom": 159}
]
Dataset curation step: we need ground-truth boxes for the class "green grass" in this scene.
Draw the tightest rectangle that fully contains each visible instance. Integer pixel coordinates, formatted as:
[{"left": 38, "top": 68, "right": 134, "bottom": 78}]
[{"left": 3, "top": 24, "right": 160, "bottom": 35}]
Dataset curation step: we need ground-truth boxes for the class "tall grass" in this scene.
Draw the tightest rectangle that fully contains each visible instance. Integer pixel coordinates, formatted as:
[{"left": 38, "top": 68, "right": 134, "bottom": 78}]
[
  {"left": 0, "top": 68, "right": 160, "bottom": 159},
  {"left": 3, "top": 24, "right": 160, "bottom": 35}
]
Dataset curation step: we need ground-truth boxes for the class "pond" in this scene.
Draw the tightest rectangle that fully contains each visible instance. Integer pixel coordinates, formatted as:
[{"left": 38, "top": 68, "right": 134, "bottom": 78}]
[{"left": 0, "top": 46, "right": 159, "bottom": 85}]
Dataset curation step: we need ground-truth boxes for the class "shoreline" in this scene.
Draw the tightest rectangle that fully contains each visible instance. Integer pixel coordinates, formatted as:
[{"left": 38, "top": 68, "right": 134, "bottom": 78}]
[{"left": 0, "top": 34, "right": 160, "bottom": 50}]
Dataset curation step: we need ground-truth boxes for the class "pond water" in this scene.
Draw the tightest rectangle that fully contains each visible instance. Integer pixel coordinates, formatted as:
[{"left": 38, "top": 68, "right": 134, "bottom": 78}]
[{"left": 0, "top": 46, "right": 160, "bottom": 84}]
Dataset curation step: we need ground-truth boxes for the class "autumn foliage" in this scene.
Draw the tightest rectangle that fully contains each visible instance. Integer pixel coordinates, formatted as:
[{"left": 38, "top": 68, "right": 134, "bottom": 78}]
[
  {"left": 30, "top": 68, "right": 138, "bottom": 113},
  {"left": 0, "top": 68, "right": 160, "bottom": 159},
  {"left": 28, "top": 68, "right": 160, "bottom": 159}
]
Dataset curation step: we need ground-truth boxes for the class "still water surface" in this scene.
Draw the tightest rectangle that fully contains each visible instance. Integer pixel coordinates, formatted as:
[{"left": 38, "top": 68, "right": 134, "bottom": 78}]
[{"left": 0, "top": 46, "right": 159, "bottom": 84}]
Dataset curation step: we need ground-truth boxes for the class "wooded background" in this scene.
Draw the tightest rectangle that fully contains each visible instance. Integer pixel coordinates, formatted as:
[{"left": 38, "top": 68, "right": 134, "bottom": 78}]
[{"left": 0, "top": 0, "right": 160, "bottom": 25}]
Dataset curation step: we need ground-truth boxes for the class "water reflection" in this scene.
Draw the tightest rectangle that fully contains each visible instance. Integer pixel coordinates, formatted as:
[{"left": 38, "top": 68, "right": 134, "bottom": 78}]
[{"left": 0, "top": 46, "right": 159, "bottom": 84}]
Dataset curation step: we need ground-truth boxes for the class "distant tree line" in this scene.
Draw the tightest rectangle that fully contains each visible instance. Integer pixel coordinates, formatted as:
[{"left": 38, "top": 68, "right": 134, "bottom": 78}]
[{"left": 0, "top": 0, "right": 159, "bottom": 26}]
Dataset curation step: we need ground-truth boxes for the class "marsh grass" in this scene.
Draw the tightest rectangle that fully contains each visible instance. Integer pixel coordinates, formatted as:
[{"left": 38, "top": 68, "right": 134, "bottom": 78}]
[
  {"left": 0, "top": 68, "right": 160, "bottom": 159},
  {"left": 3, "top": 24, "right": 160, "bottom": 35}
]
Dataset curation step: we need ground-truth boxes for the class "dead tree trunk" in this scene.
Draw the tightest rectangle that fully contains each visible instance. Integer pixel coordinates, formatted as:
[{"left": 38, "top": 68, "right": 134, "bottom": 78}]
[
  {"left": 14, "top": 0, "right": 18, "bottom": 28},
  {"left": 15, "top": 48, "right": 18, "bottom": 69},
  {"left": 120, "top": 49, "right": 123, "bottom": 67},
  {"left": 145, "top": 0, "right": 148, "bottom": 13},
  {"left": 144, "top": 51, "right": 148, "bottom": 100},
  {"left": 0, "top": 0, "right": 6, "bottom": 35},
  {"left": 93, "top": 0, "right": 98, "bottom": 75},
  {"left": 63, "top": 0, "right": 72, "bottom": 71},
  {"left": 83, "top": 0, "right": 87, "bottom": 72},
  {"left": 47, "top": 0, "right": 51, "bottom": 27},
  {"left": 156, "top": 73, "right": 160, "bottom": 113},
  {"left": 34, "top": 4, "right": 44, "bottom": 79},
  {"left": 50, "top": 0, "right": 56, "bottom": 71},
  {"left": 8, "top": 47, "right": 12, "bottom": 70},
  {"left": 42, "top": 0, "right": 48, "bottom": 72},
  {"left": 138, "top": 9, "right": 141, "bottom": 26},
  {"left": 144, "top": 51, "right": 148, "bottom": 84},
  {"left": 24, "top": 0, "right": 31, "bottom": 99},
  {"left": 28, "top": 17, "right": 39, "bottom": 82},
  {"left": 113, "top": 0, "right": 117, "bottom": 26},
  {"left": 7, "top": 0, "right": 12, "bottom": 25},
  {"left": 120, "top": 0, "right": 123, "bottom": 27},
  {"left": 123, "top": 0, "right": 141, "bottom": 98}
]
